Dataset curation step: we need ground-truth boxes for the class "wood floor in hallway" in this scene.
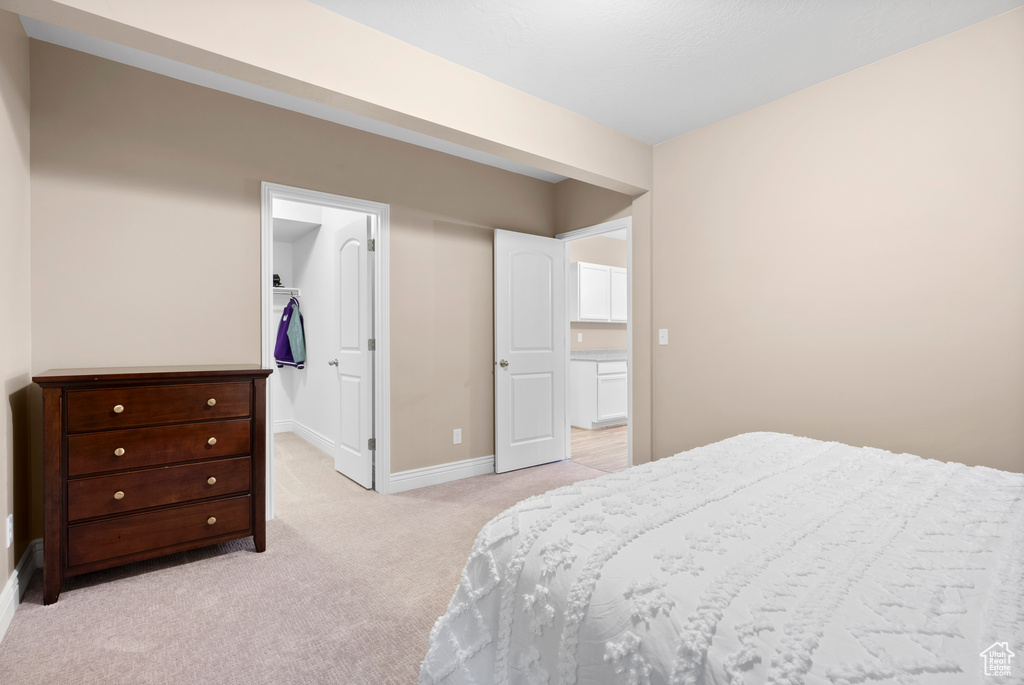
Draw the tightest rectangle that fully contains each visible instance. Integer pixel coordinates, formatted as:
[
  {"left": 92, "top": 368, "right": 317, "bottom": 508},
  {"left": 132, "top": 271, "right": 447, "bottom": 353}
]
[{"left": 570, "top": 424, "right": 628, "bottom": 473}]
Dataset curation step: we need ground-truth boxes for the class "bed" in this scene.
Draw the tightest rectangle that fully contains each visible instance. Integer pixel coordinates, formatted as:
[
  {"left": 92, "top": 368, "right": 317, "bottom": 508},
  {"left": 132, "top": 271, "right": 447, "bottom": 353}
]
[{"left": 419, "top": 433, "right": 1023, "bottom": 685}]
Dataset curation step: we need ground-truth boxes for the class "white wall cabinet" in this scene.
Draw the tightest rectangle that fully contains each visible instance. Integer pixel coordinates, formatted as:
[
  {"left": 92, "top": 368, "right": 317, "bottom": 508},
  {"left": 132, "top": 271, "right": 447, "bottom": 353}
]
[
  {"left": 570, "top": 261, "right": 626, "bottom": 323},
  {"left": 609, "top": 267, "right": 627, "bottom": 323},
  {"left": 570, "top": 360, "right": 627, "bottom": 429},
  {"left": 571, "top": 261, "right": 610, "bottom": 321}
]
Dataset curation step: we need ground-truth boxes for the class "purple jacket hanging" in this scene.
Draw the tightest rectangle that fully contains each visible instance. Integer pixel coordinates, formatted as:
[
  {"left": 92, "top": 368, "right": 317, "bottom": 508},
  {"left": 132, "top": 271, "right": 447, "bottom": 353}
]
[{"left": 274, "top": 297, "right": 306, "bottom": 369}]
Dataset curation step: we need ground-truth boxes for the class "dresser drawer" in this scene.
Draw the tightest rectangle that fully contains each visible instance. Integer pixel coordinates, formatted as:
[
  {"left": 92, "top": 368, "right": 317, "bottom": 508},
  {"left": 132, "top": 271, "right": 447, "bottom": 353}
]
[
  {"left": 67, "top": 496, "right": 251, "bottom": 568},
  {"left": 66, "top": 382, "right": 251, "bottom": 432},
  {"left": 67, "top": 419, "right": 251, "bottom": 477},
  {"left": 67, "top": 457, "right": 251, "bottom": 522}
]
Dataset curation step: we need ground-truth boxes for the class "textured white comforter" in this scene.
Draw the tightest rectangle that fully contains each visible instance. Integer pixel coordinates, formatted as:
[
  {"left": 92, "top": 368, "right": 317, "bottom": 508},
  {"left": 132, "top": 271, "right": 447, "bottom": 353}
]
[{"left": 419, "top": 433, "right": 1024, "bottom": 685}]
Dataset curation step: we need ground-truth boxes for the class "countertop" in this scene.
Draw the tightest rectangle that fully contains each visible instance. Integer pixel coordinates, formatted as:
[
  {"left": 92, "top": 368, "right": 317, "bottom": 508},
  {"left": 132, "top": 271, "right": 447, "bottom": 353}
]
[{"left": 570, "top": 349, "right": 627, "bottom": 362}]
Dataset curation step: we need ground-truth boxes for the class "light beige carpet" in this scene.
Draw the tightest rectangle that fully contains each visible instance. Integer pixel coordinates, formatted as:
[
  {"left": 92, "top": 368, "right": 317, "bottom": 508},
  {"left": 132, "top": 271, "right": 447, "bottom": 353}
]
[{"left": 0, "top": 433, "right": 602, "bottom": 684}]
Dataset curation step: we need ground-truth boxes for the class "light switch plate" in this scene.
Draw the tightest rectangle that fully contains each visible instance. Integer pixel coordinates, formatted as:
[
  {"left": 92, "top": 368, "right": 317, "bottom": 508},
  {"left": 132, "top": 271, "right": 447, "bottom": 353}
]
[
  {"left": 659, "top": 329, "right": 669, "bottom": 345},
  {"left": 578, "top": 333, "right": 583, "bottom": 342},
  {"left": 5, "top": 514, "right": 12, "bottom": 548},
  {"left": 453, "top": 428, "right": 462, "bottom": 445}
]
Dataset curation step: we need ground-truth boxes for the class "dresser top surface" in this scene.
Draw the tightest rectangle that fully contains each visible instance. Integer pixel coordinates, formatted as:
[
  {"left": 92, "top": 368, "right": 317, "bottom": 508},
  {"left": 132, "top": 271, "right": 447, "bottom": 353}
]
[{"left": 34, "top": 364, "right": 273, "bottom": 385}]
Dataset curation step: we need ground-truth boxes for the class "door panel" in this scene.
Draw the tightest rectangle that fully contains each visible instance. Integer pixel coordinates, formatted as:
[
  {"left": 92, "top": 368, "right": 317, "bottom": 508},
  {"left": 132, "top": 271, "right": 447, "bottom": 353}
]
[
  {"left": 511, "top": 373, "right": 554, "bottom": 444},
  {"left": 339, "top": 375, "right": 361, "bottom": 453},
  {"left": 511, "top": 252, "right": 554, "bottom": 351},
  {"left": 339, "top": 240, "right": 361, "bottom": 351},
  {"left": 495, "top": 230, "right": 566, "bottom": 473}
]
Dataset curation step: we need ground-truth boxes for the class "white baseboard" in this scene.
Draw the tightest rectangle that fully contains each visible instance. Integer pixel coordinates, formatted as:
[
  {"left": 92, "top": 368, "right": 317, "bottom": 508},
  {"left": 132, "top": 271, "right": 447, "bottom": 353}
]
[
  {"left": 389, "top": 455, "right": 495, "bottom": 494},
  {"left": 1, "top": 538, "right": 42, "bottom": 645},
  {"left": 288, "top": 421, "right": 337, "bottom": 456},
  {"left": 273, "top": 419, "right": 294, "bottom": 434}
]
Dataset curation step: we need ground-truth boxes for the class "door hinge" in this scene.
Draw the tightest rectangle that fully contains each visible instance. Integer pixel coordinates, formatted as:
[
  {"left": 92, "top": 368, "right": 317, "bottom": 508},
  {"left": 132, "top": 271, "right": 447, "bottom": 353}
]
[
  {"left": 368, "top": 238, "right": 375, "bottom": 252},
  {"left": 368, "top": 438, "right": 376, "bottom": 451},
  {"left": 368, "top": 338, "right": 376, "bottom": 351}
]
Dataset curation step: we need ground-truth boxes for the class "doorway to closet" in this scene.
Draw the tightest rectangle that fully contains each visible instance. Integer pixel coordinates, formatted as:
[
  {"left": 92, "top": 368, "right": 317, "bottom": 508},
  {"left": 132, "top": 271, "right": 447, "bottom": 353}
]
[
  {"left": 558, "top": 217, "right": 632, "bottom": 473},
  {"left": 261, "top": 183, "right": 392, "bottom": 520}
]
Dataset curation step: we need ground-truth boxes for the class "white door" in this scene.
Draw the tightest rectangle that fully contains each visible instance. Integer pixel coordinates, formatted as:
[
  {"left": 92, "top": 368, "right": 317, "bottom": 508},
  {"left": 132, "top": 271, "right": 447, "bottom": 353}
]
[
  {"left": 494, "top": 229, "right": 567, "bottom": 473},
  {"left": 332, "top": 212, "right": 373, "bottom": 488}
]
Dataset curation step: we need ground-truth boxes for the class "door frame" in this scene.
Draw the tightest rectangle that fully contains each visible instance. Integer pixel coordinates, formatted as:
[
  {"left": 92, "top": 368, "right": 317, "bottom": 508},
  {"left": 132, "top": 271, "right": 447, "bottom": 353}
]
[
  {"left": 555, "top": 217, "right": 633, "bottom": 469},
  {"left": 260, "top": 182, "right": 393, "bottom": 516}
]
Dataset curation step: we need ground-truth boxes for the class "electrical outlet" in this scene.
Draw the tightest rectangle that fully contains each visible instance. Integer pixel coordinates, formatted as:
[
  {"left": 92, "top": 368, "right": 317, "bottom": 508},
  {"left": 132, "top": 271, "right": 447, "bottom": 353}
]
[
  {"left": 453, "top": 428, "right": 462, "bottom": 445},
  {"left": 578, "top": 332, "right": 583, "bottom": 342},
  {"left": 5, "top": 514, "right": 12, "bottom": 549}
]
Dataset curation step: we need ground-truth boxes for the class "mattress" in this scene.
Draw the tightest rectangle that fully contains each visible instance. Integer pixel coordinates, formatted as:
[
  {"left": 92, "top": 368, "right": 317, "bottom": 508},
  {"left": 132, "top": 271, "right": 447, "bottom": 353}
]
[{"left": 419, "top": 433, "right": 1024, "bottom": 685}]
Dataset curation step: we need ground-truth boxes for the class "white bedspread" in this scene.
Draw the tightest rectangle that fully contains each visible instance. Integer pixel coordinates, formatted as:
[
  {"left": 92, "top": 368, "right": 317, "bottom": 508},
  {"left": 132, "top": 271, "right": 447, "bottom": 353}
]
[{"left": 419, "top": 433, "right": 1024, "bottom": 685}]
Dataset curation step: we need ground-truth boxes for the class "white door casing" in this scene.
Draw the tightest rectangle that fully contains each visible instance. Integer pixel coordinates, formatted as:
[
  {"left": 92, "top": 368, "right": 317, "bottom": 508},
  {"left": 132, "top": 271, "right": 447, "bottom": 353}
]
[
  {"left": 333, "top": 212, "right": 373, "bottom": 488},
  {"left": 556, "top": 216, "right": 633, "bottom": 469},
  {"left": 262, "top": 182, "right": 391, "bottom": 511},
  {"left": 494, "top": 229, "right": 567, "bottom": 473}
]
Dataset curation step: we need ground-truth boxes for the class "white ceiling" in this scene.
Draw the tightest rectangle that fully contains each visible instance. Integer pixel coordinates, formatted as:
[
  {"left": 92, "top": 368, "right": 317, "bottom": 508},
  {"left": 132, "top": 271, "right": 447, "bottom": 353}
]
[
  {"left": 273, "top": 199, "right": 322, "bottom": 243},
  {"left": 311, "top": 0, "right": 1024, "bottom": 144},
  {"left": 273, "top": 217, "right": 321, "bottom": 244}
]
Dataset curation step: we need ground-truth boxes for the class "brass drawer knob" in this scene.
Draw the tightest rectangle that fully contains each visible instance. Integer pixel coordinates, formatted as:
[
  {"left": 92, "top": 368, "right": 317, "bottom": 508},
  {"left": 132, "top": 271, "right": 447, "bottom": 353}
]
[
  {"left": 207, "top": 398, "right": 216, "bottom": 407},
  {"left": 207, "top": 476, "right": 217, "bottom": 486},
  {"left": 114, "top": 447, "right": 125, "bottom": 457},
  {"left": 113, "top": 491, "right": 125, "bottom": 500},
  {"left": 113, "top": 404, "right": 124, "bottom": 414},
  {"left": 207, "top": 437, "right": 217, "bottom": 446},
  {"left": 207, "top": 516, "right": 217, "bottom": 525}
]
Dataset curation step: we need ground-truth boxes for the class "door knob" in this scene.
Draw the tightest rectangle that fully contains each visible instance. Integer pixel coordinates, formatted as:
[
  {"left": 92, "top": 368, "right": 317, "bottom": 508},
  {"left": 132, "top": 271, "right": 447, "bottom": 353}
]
[
  {"left": 499, "top": 359, "right": 509, "bottom": 368},
  {"left": 328, "top": 359, "right": 339, "bottom": 366}
]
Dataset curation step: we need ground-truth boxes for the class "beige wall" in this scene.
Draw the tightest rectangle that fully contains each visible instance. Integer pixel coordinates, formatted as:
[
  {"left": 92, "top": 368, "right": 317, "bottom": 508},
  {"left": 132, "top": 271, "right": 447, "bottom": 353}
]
[
  {"left": 554, "top": 178, "right": 633, "bottom": 233},
  {"left": 3, "top": 0, "right": 652, "bottom": 194},
  {"left": 30, "top": 43, "right": 557, "bottom": 482},
  {"left": 652, "top": 8, "right": 1024, "bottom": 471},
  {"left": 391, "top": 217, "right": 496, "bottom": 469},
  {"left": 569, "top": 236, "right": 628, "bottom": 351},
  {"left": 0, "top": 10, "right": 32, "bottom": 586},
  {"left": 570, "top": 235, "right": 627, "bottom": 269}
]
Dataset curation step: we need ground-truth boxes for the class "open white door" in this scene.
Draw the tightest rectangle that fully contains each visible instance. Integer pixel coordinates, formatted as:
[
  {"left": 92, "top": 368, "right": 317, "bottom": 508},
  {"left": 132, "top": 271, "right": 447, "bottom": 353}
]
[
  {"left": 332, "top": 212, "right": 373, "bottom": 488},
  {"left": 494, "top": 229, "right": 567, "bottom": 473}
]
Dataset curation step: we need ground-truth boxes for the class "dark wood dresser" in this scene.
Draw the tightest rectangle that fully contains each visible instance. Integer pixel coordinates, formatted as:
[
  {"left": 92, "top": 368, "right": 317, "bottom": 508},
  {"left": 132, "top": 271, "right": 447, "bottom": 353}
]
[{"left": 34, "top": 365, "right": 273, "bottom": 604}]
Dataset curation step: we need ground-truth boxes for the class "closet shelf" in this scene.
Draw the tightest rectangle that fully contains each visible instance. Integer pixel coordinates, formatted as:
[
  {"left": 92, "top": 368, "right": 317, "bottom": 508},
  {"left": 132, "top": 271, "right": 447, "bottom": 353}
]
[{"left": 273, "top": 287, "right": 301, "bottom": 296}]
